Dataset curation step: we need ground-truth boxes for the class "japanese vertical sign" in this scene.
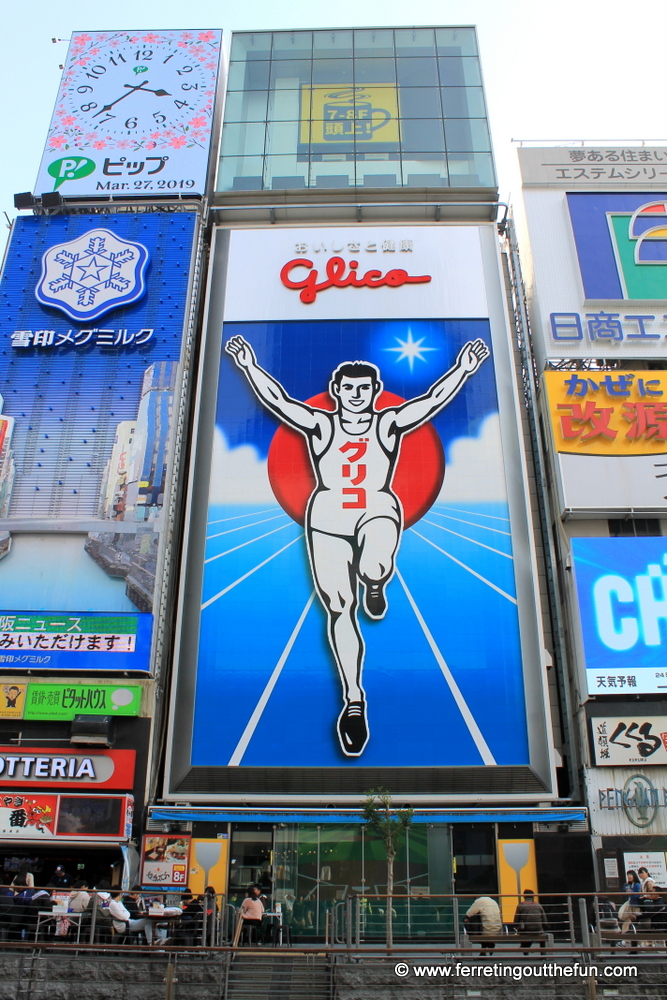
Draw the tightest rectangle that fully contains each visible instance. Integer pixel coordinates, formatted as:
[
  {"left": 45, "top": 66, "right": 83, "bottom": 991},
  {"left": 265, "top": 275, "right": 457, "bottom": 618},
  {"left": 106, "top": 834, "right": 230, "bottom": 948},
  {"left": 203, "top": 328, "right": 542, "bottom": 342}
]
[
  {"left": 34, "top": 30, "right": 222, "bottom": 199},
  {"left": 0, "top": 212, "right": 198, "bottom": 672},
  {"left": 542, "top": 370, "right": 667, "bottom": 511}
]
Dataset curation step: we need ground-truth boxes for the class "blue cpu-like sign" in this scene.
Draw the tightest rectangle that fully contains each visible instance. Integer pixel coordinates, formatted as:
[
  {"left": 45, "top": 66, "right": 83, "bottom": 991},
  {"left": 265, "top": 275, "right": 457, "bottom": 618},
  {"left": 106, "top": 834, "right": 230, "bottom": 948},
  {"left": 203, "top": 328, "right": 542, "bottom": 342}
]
[{"left": 572, "top": 536, "right": 667, "bottom": 695}]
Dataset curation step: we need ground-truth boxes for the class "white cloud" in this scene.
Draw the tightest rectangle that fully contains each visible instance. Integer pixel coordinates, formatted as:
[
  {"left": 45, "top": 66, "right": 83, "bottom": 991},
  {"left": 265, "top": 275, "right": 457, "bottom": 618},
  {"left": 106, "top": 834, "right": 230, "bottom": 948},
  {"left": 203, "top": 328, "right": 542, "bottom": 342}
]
[
  {"left": 438, "top": 413, "right": 508, "bottom": 503},
  {"left": 208, "top": 428, "right": 277, "bottom": 505}
]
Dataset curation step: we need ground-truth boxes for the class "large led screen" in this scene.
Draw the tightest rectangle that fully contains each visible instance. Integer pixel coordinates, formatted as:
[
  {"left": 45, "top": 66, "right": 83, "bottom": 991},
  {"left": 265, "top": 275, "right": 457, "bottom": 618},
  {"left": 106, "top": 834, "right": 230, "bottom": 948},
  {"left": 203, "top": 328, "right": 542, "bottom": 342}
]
[
  {"left": 194, "top": 315, "right": 527, "bottom": 766},
  {"left": 0, "top": 212, "right": 198, "bottom": 671}
]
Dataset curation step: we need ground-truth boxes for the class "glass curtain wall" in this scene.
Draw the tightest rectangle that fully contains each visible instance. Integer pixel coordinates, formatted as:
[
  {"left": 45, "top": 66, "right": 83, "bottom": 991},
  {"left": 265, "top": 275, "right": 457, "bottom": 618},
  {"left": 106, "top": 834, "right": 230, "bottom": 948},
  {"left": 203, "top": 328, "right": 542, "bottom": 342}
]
[{"left": 218, "top": 28, "right": 495, "bottom": 192}]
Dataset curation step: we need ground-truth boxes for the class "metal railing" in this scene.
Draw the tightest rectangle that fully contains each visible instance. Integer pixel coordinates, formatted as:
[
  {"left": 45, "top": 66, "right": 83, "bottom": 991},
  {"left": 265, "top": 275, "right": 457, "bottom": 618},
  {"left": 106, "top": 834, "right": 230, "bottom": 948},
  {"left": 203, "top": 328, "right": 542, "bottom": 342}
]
[{"left": 2, "top": 887, "right": 666, "bottom": 953}]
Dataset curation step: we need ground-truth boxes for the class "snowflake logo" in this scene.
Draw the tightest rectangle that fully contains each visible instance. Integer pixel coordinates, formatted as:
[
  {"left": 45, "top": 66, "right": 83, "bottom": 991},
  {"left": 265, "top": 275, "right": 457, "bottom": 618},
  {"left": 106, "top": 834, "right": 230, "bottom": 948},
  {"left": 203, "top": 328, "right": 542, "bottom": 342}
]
[{"left": 35, "top": 228, "right": 149, "bottom": 321}]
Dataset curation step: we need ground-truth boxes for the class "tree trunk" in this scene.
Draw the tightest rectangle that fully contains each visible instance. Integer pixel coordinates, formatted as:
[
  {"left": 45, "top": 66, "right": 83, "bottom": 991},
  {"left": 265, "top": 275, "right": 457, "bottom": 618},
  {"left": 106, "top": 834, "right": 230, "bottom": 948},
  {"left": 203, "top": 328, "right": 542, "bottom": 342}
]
[{"left": 386, "top": 846, "right": 395, "bottom": 949}]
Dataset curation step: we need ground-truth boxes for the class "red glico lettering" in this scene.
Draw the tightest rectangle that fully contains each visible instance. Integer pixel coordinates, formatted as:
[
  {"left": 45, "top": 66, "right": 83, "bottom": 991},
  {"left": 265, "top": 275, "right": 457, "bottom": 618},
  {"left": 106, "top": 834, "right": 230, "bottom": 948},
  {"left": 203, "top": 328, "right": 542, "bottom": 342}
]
[{"left": 280, "top": 256, "right": 432, "bottom": 304}]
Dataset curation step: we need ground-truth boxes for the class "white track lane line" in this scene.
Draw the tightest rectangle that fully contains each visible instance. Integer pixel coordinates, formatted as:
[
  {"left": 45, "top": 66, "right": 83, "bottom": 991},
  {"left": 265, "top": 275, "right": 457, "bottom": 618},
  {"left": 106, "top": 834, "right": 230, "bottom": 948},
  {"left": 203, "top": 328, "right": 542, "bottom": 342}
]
[
  {"left": 208, "top": 507, "right": 281, "bottom": 526},
  {"left": 421, "top": 519, "right": 513, "bottom": 560},
  {"left": 396, "top": 569, "right": 496, "bottom": 765},
  {"left": 410, "top": 529, "right": 517, "bottom": 604},
  {"left": 204, "top": 523, "right": 293, "bottom": 564},
  {"left": 228, "top": 593, "right": 316, "bottom": 766},
  {"left": 429, "top": 510, "right": 511, "bottom": 537},
  {"left": 201, "top": 534, "right": 303, "bottom": 610},
  {"left": 206, "top": 513, "right": 288, "bottom": 541},
  {"left": 436, "top": 505, "right": 511, "bottom": 523}
]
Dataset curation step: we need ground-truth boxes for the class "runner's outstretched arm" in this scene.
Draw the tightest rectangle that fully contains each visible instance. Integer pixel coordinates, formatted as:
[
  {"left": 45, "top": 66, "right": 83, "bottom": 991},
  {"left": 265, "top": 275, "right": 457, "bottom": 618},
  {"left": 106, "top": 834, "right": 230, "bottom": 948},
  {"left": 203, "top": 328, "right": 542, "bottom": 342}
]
[
  {"left": 391, "top": 339, "right": 489, "bottom": 432},
  {"left": 226, "top": 335, "right": 324, "bottom": 433}
]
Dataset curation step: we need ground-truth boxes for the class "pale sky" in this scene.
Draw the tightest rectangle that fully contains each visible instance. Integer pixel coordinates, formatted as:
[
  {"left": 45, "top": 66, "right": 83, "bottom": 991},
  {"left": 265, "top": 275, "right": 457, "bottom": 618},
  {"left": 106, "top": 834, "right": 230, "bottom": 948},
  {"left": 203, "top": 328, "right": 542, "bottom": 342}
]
[{"left": 2, "top": 0, "right": 666, "bottom": 234}]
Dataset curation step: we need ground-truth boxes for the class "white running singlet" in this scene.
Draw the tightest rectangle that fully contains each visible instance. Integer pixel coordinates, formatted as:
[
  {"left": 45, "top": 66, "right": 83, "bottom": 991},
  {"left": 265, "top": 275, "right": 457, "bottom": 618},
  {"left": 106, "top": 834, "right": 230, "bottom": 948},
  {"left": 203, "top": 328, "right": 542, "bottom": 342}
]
[{"left": 307, "top": 412, "right": 402, "bottom": 537}]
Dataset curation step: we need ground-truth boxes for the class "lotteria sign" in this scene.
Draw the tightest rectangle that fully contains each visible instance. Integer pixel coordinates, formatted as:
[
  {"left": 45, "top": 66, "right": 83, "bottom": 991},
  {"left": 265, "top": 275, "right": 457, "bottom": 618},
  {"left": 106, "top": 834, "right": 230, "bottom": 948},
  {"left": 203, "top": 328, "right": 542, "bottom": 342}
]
[{"left": 0, "top": 747, "right": 135, "bottom": 789}]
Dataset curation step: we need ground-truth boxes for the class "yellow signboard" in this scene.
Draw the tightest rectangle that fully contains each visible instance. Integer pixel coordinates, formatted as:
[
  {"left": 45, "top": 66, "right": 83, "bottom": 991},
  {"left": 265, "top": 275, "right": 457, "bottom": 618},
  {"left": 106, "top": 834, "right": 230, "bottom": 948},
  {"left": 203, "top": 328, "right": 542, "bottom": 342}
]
[
  {"left": 302, "top": 85, "right": 399, "bottom": 146},
  {"left": 543, "top": 370, "right": 667, "bottom": 456},
  {"left": 0, "top": 683, "right": 26, "bottom": 719},
  {"left": 497, "top": 839, "right": 538, "bottom": 923},
  {"left": 188, "top": 837, "right": 229, "bottom": 896}
]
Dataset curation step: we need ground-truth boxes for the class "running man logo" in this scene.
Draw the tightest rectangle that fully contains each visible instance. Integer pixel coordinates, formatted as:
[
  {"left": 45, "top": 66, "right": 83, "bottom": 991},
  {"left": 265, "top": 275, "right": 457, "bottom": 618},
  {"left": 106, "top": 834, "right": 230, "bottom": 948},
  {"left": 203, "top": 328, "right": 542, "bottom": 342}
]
[{"left": 226, "top": 335, "right": 489, "bottom": 757}]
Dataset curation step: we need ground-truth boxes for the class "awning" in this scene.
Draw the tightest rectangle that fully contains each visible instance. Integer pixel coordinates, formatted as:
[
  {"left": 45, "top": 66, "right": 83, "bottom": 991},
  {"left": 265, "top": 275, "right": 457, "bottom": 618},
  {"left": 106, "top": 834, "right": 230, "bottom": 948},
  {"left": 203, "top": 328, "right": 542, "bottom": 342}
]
[{"left": 151, "top": 808, "right": 586, "bottom": 825}]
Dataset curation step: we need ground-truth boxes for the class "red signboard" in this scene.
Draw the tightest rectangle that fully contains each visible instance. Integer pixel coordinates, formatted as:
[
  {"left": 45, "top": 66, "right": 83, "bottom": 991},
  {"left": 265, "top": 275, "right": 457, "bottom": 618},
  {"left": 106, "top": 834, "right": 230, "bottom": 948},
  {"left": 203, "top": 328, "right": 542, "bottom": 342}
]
[
  {"left": 0, "top": 748, "right": 135, "bottom": 789},
  {"left": 0, "top": 792, "right": 133, "bottom": 840}
]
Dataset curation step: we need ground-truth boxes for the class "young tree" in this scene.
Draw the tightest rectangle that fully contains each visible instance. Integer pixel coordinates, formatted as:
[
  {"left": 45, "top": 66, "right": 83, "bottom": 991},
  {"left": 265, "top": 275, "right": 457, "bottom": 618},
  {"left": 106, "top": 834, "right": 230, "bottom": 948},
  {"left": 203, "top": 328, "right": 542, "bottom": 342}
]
[{"left": 363, "top": 788, "right": 413, "bottom": 948}]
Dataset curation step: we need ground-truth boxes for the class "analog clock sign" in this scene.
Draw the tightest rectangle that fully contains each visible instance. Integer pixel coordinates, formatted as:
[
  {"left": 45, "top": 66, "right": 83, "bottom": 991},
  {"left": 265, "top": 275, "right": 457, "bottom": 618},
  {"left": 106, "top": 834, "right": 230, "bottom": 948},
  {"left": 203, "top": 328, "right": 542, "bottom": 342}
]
[{"left": 34, "top": 30, "right": 221, "bottom": 198}]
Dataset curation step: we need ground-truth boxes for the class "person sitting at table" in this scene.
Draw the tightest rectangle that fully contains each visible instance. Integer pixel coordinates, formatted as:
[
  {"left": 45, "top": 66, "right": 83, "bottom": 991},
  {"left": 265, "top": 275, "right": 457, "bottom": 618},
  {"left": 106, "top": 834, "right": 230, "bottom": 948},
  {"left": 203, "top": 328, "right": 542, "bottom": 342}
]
[
  {"left": 28, "top": 887, "right": 53, "bottom": 940},
  {"left": 239, "top": 888, "right": 264, "bottom": 945},
  {"left": 178, "top": 893, "right": 204, "bottom": 945},
  {"left": 10, "top": 878, "right": 34, "bottom": 941},
  {"left": 68, "top": 880, "right": 91, "bottom": 913},
  {"left": 123, "top": 886, "right": 148, "bottom": 919},
  {"left": 108, "top": 888, "right": 153, "bottom": 944},
  {"left": 0, "top": 881, "right": 14, "bottom": 941}
]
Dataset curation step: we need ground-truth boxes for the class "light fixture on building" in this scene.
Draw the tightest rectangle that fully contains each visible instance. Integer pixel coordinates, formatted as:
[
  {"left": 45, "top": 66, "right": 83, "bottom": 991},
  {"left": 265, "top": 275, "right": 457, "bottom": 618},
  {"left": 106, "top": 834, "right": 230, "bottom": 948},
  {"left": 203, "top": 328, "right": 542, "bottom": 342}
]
[
  {"left": 70, "top": 715, "right": 114, "bottom": 746},
  {"left": 13, "top": 193, "right": 36, "bottom": 210},
  {"left": 41, "top": 191, "right": 64, "bottom": 209}
]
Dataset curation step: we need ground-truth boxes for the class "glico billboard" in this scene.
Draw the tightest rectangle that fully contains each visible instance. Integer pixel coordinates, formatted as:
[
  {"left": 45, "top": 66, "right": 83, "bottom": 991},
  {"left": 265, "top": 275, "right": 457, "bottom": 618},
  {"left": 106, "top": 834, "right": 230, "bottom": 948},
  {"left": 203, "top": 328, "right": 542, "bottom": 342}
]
[
  {"left": 166, "top": 226, "right": 554, "bottom": 799},
  {"left": 0, "top": 212, "right": 199, "bottom": 672}
]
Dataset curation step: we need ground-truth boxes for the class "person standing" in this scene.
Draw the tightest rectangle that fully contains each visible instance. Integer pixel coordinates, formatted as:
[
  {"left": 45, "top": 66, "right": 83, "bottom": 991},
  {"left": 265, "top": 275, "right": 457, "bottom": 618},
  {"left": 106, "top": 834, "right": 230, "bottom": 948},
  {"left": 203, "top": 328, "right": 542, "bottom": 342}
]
[
  {"left": 513, "top": 890, "right": 547, "bottom": 954},
  {"left": 619, "top": 870, "right": 642, "bottom": 932},
  {"left": 638, "top": 866, "right": 656, "bottom": 896}
]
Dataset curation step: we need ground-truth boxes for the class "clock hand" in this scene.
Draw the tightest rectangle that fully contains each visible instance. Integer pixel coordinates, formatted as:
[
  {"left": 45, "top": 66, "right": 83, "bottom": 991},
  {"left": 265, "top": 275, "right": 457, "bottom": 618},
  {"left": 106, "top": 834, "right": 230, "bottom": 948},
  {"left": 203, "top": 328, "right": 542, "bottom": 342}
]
[
  {"left": 91, "top": 80, "right": 151, "bottom": 117},
  {"left": 133, "top": 87, "right": 171, "bottom": 97}
]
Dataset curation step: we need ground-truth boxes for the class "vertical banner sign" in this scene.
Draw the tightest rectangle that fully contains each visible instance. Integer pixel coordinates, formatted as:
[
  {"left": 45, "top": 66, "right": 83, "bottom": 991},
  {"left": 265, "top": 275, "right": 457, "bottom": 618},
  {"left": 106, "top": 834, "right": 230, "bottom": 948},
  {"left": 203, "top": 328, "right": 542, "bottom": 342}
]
[
  {"left": 0, "top": 213, "right": 197, "bottom": 672},
  {"left": 182, "top": 226, "right": 539, "bottom": 772},
  {"left": 34, "top": 30, "right": 222, "bottom": 198}
]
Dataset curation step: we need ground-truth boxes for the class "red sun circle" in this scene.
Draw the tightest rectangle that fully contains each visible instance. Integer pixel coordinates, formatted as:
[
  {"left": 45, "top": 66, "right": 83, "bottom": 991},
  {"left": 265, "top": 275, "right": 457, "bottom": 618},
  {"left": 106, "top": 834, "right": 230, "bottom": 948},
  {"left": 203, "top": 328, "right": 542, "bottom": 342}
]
[{"left": 267, "top": 391, "right": 445, "bottom": 528}]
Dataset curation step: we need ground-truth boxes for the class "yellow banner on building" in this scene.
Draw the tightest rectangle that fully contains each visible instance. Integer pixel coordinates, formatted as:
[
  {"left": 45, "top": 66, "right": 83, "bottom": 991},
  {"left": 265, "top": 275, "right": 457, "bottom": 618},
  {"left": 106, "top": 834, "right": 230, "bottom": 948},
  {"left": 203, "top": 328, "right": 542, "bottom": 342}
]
[
  {"left": 543, "top": 370, "right": 667, "bottom": 456},
  {"left": 497, "top": 839, "right": 538, "bottom": 923},
  {"left": 301, "top": 85, "right": 399, "bottom": 146}
]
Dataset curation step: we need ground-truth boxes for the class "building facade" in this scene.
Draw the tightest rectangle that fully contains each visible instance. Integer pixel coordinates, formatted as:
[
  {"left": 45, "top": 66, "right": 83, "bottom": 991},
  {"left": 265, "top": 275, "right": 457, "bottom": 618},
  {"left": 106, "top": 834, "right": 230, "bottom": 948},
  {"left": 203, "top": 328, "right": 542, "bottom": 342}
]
[
  {"left": 153, "top": 28, "right": 590, "bottom": 924},
  {"left": 1, "top": 25, "right": 601, "bottom": 928},
  {"left": 518, "top": 143, "right": 667, "bottom": 894}
]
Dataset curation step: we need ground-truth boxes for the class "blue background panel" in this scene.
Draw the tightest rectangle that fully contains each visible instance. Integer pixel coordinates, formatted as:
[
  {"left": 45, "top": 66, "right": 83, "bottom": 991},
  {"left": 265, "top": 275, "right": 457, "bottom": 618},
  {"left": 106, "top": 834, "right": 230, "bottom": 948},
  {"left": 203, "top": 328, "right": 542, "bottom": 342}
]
[{"left": 191, "top": 318, "right": 530, "bottom": 768}]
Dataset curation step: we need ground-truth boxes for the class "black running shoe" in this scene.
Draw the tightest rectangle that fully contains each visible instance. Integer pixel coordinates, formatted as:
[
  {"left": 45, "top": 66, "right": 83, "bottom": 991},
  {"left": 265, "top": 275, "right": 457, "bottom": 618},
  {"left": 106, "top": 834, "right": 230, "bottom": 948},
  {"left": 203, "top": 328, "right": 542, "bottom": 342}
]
[
  {"left": 364, "top": 582, "right": 387, "bottom": 619},
  {"left": 337, "top": 701, "right": 369, "bottom": 756}
]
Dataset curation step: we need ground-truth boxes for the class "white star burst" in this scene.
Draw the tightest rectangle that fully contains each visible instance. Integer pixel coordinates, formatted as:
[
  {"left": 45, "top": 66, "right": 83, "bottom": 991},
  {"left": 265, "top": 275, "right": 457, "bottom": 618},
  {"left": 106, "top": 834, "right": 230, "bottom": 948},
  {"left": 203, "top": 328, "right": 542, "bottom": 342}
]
[{"left": 384, "top": 330, "right": 438, "bottom": 372}]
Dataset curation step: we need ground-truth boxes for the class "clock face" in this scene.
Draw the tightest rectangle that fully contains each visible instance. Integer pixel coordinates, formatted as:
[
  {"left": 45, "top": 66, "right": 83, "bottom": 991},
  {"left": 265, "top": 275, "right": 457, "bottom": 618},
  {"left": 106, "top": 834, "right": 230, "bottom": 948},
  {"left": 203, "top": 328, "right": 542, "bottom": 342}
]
[
  {"left": 65, "top": 40, "right": 210, "bottom": 137},
  {"left": 35, "top": 30, "right": 222, "bottom": 198}
]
